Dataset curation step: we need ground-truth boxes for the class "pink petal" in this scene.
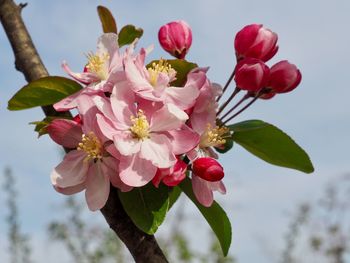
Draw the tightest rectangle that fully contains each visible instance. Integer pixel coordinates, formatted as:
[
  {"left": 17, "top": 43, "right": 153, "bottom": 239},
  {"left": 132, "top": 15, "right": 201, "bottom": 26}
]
[
  {"left": 165, "top": 85, "right": 199, "bottom": 110},
  {"left": 125, "top": 57, "right": 153, "bottom": 92},
  {"left": 93, "top": 96, "right": 116, "bottom": 122},
  {"left": 140, "top": 134, "right": 176, "bottom": 168},
  {"left": 47, "top": 119, "right": 82, "bottom": 148},
  {"left": 96, "top": 33, "right": 119, "bottom": 59},
  {"left": 54, "top": 183, "right": 86, "bottom": 195},
  {"left": 96, "top": 114, "right": 118, "bottom": 140},
  {"left": 119, "top": 154, "right": 157, "bottom": 187},
  {"left": 51, "top": 150, "right": 89, "bottom": 188},
  {"left": 210, "top": 181, "right": 227, "bottom": 194},
  {"left": 113, "top": 133, "right": 141, "bottom": 156},
  {"left": 192, "top": 175, "right": 214, "bottom": 207},
  {"left": 62, "top": 62, "right": 99, "bottom": 84},
  {"left": 102, "top": 156, "right": 133, "bottom": 192},
  {"left": 150, "top": 104, "right": 188, "bottom": 132},
  {"left": 85, "top": 161, "right": 110, "bottom": 211},
  {"left": 110, "top": 83, "right": 135, "bottom": 129},
  {"left": 166, "top": 126, "right": 200, "bottom": 155}
]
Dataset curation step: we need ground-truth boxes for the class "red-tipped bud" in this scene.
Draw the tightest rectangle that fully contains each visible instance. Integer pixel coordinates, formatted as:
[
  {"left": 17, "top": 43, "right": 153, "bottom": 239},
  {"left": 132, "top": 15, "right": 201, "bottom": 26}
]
[
  {"left": 192, "top": 157, "right": 224, "bottom": 182},
  {"left": 268, "top": 60, "right": 302, "bottom": 93},
  {"left": 158, "top": 20, "right": 192, "bottom": 59},
  {"left": 235, "top": 24, "right": 278, "bottom": 62},
  {"left": 234, "top": 58, "right": 270, "bottom": 92}
]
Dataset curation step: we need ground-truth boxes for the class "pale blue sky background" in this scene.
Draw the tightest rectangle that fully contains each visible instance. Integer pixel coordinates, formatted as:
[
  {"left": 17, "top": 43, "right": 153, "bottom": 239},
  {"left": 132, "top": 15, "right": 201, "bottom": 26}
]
[{"left": 1, "top": 0, "right": 349, "bottom": 262}]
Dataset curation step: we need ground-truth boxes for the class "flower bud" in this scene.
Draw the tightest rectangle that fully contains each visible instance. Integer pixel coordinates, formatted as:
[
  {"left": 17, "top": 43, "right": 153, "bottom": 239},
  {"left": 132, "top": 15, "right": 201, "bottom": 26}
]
[
  {"left": 268, "top": 60, "right": 302, "bottom": 93},
  {"left": 158, "top": 20, "right": 192, "bottom": 59},
  {"left": 192, "top": 157, "right": 224, "bottom": 182},
  {"left": 234, "top": 58, "right": 270, "bottom": 92},
  {"left": 234, "top": 24, "right": 278, "bottom": 62},
  {"left": 152, "top": 158, "right": 187, "bottom": 187}
]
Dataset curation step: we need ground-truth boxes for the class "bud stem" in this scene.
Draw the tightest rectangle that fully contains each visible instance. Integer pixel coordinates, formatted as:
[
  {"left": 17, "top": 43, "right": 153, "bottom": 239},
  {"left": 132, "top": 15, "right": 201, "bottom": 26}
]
[
  {"left": 222, "top": 92, "right": 262, "bottom": 124},
  {"left": 219, "top": 93, "right": 250, "bottom": 121},
  {"left": 216, "top": 67, "right": 236, "bottom": 103},
  {"left": 217, "top": 87, "right": 240, "bottom": 116}
]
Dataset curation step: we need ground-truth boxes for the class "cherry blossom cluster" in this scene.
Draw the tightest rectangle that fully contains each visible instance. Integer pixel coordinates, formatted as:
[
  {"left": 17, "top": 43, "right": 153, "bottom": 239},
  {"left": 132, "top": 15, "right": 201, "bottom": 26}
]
[
  {"left": 47, "top": 25, "right": 226, "bottom": 211},
  {"left": 47, "top": 21, "right": 302, "bottom": 211}
]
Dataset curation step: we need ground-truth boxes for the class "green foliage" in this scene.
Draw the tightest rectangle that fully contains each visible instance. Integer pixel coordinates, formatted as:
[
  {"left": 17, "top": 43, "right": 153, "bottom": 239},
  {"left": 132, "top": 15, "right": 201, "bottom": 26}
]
[
  {"left": 97, "top": 6, "right": 117, "bottom": 34},
  {"left": 8, "top": 76, "right": 82, "bottom": 111},
  {"left": 179, "top": 178, "right": 232, "bottom": 256},
  {"left": 118, "top": 184, "right": 170, "bottom": 234},
  {"left": 118, "top": 25, "right": 143, "bottom": 47},
  {"left": 229, "top": 120, "right": 314, "bottom": 173},
  {"left": 147, "top": 59, "right": 198, "bottom": 87}
]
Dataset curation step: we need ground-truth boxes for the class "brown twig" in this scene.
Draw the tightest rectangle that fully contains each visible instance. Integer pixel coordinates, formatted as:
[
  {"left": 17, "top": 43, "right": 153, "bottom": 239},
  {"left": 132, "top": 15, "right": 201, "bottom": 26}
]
[{"left": 0, "top": 1, "right": 168, "bottom": 262}]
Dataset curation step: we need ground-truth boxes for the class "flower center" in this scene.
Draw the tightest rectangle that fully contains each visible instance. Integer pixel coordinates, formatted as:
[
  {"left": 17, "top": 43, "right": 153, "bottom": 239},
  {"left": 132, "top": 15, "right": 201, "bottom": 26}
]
[
  {"left": 130, "top": 110, "right": 150, "bottom": 140},
  {"left": 77, "top": 132, "right": 103, "bottom": 162},
  {"left": 200, "top": 124, "right": 231, "bottom": 148},
  {"left": 147, "top": 59, "right": 176, "bottom": 87},
  {"left": 85, "top": 52, "right": 110, "bottom": 80}
]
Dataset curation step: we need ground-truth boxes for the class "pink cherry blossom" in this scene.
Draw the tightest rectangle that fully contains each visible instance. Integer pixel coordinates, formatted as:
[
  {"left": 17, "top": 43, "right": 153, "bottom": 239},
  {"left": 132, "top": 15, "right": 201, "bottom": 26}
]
[
  {"left": 55, "top": 33, "right": 124, "bottom": 112},
  {"left": 124, "top": 45, "right": 199, "bottom": 110},
  {"left": 94, "top": 84, "right": 199, "bottom": 187},
  {"left": 48, "top": 95, "right": 131, "bottom": 211}
]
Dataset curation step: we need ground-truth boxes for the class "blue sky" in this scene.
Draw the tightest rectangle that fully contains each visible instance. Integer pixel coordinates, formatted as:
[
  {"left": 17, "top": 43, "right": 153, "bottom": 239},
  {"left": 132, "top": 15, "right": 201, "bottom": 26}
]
[{"left": 1, "top": 0, "right": 349, "bottom": 262}]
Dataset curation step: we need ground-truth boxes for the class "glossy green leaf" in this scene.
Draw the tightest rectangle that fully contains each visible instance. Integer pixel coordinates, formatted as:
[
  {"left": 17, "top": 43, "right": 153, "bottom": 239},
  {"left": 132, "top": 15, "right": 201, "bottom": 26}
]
[
  {"left": 229, "top": 120, "right": 314, "bottom": 173},
  {"left": 8, "top": 76, "right": 82, "bottom": 111},
  {"left": 118, "top": 25, "right": 143, "bottom": 47},
  {"left": 180, "top": 178, "right": 232, "bottom": 256},
  {"left": 118, "top": 184, "right": 169, "bottom": 234},
  {"left": 97, "top": 6, "right": 117, "bottom": 33},
  {"left": 168, "top": 186, "right": 182, "bottom": 210},
  {"left": 147, "top": 59, "right": 197, "bottom": 87}
]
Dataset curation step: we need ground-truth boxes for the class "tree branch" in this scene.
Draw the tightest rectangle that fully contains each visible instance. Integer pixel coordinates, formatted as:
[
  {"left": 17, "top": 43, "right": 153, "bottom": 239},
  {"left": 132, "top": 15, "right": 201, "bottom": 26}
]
[{"left": 0, "top": 1, "right": 168, "bottom": 262}]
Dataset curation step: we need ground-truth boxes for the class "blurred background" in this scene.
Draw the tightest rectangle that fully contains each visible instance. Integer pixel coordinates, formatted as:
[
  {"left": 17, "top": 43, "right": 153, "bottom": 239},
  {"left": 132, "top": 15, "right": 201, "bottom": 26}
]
[{"left": 1, "top": 0, "right": 349, "bottom": 262}]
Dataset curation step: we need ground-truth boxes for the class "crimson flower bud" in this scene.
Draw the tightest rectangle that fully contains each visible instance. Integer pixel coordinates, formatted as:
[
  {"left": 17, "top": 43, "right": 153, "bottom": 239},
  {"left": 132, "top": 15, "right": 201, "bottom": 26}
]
[
  {"left": 268, "top": 60, "right": 302, "bottom": 93},
  {"left": 234, "top": 24, "right": 278, "bottom": 62},
  {"left": 158, "top": 20, "right": 192, "bottom": 59},
  {"left": 234, "top": 58, "right": 270, "bottom": 92},
  {"left": 193, "top": 157, "right": 224, "bottom": 182}
]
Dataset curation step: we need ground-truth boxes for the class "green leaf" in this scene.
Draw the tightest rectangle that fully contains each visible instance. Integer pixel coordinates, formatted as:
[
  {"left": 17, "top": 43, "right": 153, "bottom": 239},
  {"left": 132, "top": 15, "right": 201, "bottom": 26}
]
[
  {"left": 179, "top": 178, "right": 232, "bottom": 256},
  {"left": 8, "top": 76, "right": 82, "bottom": 111},
  {"left": 97, "top": 6, "right": 117, "bottom": 34},
  {"left": 168, "top": 186, "right": 182, "bottom": 210},
  {"left": 30, "top": 116, "right": 71, "bottom": 137},
  {"left": 118, "top": 184, "right": 169, "bottom": 234},
  {"left": 147, "top": 59, "right": 198, "bottom": 87},
  {"left": 229, "top": 120, "right": 314, "bottom": 173},
  {"left": 118, "top": 25, "right": 143, "bottom": 47}
]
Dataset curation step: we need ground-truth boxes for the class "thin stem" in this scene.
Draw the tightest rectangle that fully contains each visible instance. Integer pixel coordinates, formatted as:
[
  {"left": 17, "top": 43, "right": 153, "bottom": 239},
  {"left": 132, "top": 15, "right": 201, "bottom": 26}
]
[
  {"left": 216, "top": 67, "right": 236, "bottom": 103},
  {"left": 216, "top": 87, "right": 240, "bottom": 116},
  {"left": 222, "top": 93, "right": 261, "bottom": 125},
  {"left": 219, "top": 93, "right": 249, "bottom": 121}
]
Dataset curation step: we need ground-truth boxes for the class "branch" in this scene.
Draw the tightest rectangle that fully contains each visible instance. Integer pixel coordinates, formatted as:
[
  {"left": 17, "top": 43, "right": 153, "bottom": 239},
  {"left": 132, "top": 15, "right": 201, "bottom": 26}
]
[{"left": 0, "top": 1, "right": 168, "bottom": 262}]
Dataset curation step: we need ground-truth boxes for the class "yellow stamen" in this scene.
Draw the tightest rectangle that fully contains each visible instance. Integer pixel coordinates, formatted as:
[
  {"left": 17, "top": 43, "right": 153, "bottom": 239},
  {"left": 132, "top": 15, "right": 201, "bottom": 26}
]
[
  {"left": 147, "top": 59, "right": 176, "bottom": 87},
  {"left": 200, "top": 124, "right": 231, "bottom": 148},
  {"left": 130, "top": 110, "right": 150, "bottom": 140},
  {"left": 77, "top": 132, "right": 103, "bottom": 162},
  {"left": 85, "top": 52, "right": 109, "bottom": 80}
]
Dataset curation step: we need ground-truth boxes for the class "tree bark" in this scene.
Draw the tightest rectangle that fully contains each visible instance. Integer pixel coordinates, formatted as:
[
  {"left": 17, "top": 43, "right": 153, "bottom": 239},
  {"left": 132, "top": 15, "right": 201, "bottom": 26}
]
[{"left": 0, "top": 1, "right": 168, "bottom": 262}]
